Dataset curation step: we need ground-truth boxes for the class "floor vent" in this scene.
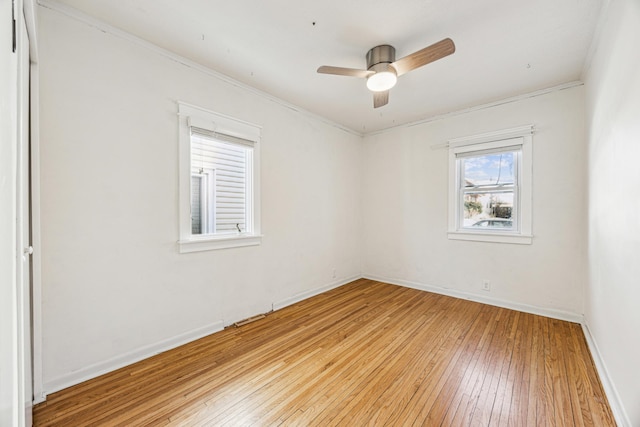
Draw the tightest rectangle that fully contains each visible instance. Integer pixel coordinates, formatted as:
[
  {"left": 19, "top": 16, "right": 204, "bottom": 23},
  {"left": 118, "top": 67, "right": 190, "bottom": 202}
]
[{"left": 233, "top": 313, "right": 268, "bottom": 328}]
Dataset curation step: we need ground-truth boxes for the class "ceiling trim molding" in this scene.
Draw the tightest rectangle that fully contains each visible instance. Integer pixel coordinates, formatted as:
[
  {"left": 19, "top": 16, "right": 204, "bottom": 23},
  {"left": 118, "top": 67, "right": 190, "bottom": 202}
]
[
  {"left": 35, "top": 0, "right": 592, "bottom": 138},
  {"left": 366, "top": 81, "right": 584, "bottom": 137},
  {"left": 37, "top": 0, "right": 363, "bottom": 137}
]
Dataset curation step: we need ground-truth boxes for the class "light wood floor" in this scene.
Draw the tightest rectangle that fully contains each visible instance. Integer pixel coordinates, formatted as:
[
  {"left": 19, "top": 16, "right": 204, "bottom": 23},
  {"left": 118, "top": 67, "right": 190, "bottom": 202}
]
[{"left": 33, "top": 279, "right": 615, "bottom": 426}]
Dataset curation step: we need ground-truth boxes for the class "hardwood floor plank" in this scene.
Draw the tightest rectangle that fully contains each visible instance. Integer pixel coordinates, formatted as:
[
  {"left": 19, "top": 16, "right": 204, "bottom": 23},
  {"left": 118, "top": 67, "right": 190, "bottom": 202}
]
[
  {"left": 327, "top": 297, "right": 478, "bottom": 426},
  {"left": 568, "top": 322, "right": 616, "bottom": 427},
  {"left": 364, "top": 302, "right": 490, "bottom": 426},
  {"left": 532, "top": 317, "right": 553, "bottom": 425},
  {"left": 171, "top": 283, "right": 411, "bottom": 426},
  {"left": 468, "top": 308, "right": 517, "bottom": 426},
  {"left": 371, "top": 299, "right": 477, "bottom": 426},
  {"left": 550, "top": 319, "right": 572, "bottom": 426},
  {"left": 132, "top": 284, "right": 400, "bottom": 426},
  {"left": 506, "top": 311, "right": 533, "bottom": 426},
  {"left": 33, "top": 280, "right": 616, "bottom": 427},
  {"left": 446, "top": 305, "right": 504, "bottom": 426},
  {"left": 269, "top": 295, "right": 446, "bottom": 425},
  {"left": 288, "top": 290, "right": 446, "bottom": 426},
  {"left": 207, "top": 286, "right": 417, "bottom": 425},
  {"left": 414, "top": 303, "right": 496, "bottom": 426},
  {"left": 492, "top": 311, "right": 521, "bottom": 426},
  {"left": 560, "top": 321, "right": 586, "bottom": 427}
]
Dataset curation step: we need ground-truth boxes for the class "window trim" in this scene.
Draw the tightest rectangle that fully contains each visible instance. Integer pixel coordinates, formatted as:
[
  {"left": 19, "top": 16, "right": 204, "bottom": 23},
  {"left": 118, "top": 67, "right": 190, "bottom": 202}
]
[
  {"left": 447, "top": 125, "right": 533, "bottom": 245},
  {"left": 178, "top": 102, "right": 262, "bottom": 253}
]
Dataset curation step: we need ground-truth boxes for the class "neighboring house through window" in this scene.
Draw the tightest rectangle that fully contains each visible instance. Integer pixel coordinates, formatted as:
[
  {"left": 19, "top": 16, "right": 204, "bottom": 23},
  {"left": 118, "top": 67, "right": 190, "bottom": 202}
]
[
  {"left": 448, "top": 125, "right": 533, "bottom": 244},
  {"left": 178, "top": 102, "right": 261, "bottom": 252}
]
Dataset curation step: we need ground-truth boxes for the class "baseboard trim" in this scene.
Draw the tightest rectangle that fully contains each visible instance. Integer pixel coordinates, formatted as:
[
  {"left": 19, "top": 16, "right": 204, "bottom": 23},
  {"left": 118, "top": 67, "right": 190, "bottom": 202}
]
[
  {"left": 41, "top": 275, "right": 361, "bottom": 400},
  {"left": 42, "top": 273, "right": 629, "bottom": 427},
  {"left": 272, "top": 275, "right": 361, "bottom": 312},
  {"left": 363, "top": 274, "right": 584, "bottom": 324},
  {"left": 364, "top": 274, "right": 633, "bottom": 424},
  {"left": 581, "top": 322, "right": 631, "bottom": 427},
  {"left": 42, "top": 320, "right": 225, "bottom": 398}
]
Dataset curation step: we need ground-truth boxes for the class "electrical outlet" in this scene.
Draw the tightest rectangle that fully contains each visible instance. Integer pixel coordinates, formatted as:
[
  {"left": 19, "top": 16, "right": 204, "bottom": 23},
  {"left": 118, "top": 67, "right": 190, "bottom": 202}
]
[
  {"left": 482, "top": 280, "right": 491, "bottom": 291},
  {"left": 332, "top": 269, "right": 336, "bottom": 279}
]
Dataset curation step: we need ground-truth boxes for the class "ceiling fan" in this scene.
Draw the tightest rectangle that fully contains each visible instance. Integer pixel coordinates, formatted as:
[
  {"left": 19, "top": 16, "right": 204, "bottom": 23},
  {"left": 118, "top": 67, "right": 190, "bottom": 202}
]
[{"left": 317, "top": 38, "right": 455, "bottom": 108}]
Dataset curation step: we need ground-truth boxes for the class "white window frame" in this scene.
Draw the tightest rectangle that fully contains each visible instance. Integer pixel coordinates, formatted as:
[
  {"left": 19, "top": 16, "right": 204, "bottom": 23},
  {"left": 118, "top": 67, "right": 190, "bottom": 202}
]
[
  {"left": 178, "top": 102, "right": 262, "bottom": 253},
  {"left": 448, "top": 125, "right": 533, "bottom": 245},
  {"left": 191, "top": 169, "right": 215, "bottom": 235}
]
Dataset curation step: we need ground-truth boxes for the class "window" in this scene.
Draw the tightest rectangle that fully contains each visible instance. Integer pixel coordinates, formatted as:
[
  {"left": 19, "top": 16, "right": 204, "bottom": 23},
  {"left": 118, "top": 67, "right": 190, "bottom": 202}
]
[
  {"left": 448, "top": 125, "right": 533, "bottom": 244},
  {"left": 178, "top": 102, "right": 261, "bottom": 252}
]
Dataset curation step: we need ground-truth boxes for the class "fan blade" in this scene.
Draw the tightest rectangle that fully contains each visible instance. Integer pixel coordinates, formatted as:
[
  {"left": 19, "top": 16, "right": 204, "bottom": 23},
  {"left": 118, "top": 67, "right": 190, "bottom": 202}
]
[
  {"left": 317, "top": 65, "right": 374, "bottom": 78},
  {"left": 391, "top": 38, "right": 455, "bottom": 76},
  {"left": 373, "top": 91, "right": 389, "bottom": 108}
]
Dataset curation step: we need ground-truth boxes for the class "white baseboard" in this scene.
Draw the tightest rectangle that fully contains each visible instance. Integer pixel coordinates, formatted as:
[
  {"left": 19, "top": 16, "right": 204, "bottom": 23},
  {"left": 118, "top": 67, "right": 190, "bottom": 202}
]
[
  {"left": 272, "top": 275, "right": 361, "bottom": 311},
  {"left": 363, "top": 274, "right": 584, "bottom": 324},
  {"left": 42, "top": 320, "right": 225, "bottom": 398},
  {"left": 41, "top": 275, "right": 361, "bottom": 400},
  {"left": 581, "top": 322, "right": 631, "bottom": 427},
  {"left": 365, "top": 274, "right": 632, "bottom": 425},
  {"left": 42, "top": 273, "right": 629, "bottom": 427}
]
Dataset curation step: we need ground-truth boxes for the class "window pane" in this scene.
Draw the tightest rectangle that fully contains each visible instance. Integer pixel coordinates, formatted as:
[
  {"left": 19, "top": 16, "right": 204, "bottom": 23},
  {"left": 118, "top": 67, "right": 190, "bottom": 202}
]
[
  {"left": 463, "top": 191, "right": 514, "bottom": 229},
  {"left": 192, "top": 134, "right": 249, "bottom": 235},
  {"left": 463, "top": 151, "right": 515, "bottom": 187}
]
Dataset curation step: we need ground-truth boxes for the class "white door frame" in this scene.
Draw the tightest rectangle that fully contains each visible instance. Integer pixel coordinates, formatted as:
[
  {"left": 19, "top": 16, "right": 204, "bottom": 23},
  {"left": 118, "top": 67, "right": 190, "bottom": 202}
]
[
  {"left": 17, "top": 8, "right": 33, "bottom": 423},
  {"left": 0, "top": 0, "right": 21, "bottom": 424},
  {"left": 23, "top": 0, "right": 43, "bottom": 406},
  {"left": 1, "top": 0, "right": 37, "bottom": 425}
]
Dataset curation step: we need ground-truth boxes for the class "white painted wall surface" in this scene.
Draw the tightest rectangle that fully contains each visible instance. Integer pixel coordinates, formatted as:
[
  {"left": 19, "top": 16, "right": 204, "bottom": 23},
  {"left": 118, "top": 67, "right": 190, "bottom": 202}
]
[
  {"left": 362, "top": 86, "right": 587, "bottom": 318},
  {"left": 37, "top": 6, "right": 637, "bottom": 424},
  {"left": 584, "top": 0, "right": 640, "bottom": 424},
  {"left": 38, "top": 6, "right": 362, "bottom": 392}
]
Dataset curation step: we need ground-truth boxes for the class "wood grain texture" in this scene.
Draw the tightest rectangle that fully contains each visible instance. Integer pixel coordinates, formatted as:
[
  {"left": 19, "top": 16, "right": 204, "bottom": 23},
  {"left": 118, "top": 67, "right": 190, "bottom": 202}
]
[
  {"left": 316, "top": 66, "right": 373, "bottom": 78},
  {"left": 391, "top": 38, "right": 456, "bottom": 76},
  {"left": 33, "top": 279, "right": 615, "bottom": 426},
  {"left": 373, "top": 90, "right": 389, "bottom": 108}
]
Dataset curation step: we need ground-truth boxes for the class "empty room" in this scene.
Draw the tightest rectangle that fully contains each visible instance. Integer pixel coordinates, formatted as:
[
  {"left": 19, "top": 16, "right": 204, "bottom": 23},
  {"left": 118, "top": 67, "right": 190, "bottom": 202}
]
[{"left": 2, "top": 0, "right": 639, "bottom": 425}]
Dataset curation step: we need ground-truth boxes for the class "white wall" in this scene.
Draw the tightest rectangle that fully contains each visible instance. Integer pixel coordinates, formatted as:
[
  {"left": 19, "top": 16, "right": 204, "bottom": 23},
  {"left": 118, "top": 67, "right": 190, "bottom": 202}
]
[
  {"left": 38, "top": 6, "right": 362, "bottom": 392},
  {"left": 38, "top": 5, "right": 637, "bottom": 423},
  {"left": 362, "top": 86, "right": 587, "bottom": 318},
  {"left": 584, "top": 0, "right": 640, "bottom": 424}
]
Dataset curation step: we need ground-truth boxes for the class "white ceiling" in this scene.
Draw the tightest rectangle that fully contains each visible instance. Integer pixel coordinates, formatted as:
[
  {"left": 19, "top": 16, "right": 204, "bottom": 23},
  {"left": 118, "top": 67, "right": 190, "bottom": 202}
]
[{"left": 50, "top": 0, "right": 604, "bottom": 133}]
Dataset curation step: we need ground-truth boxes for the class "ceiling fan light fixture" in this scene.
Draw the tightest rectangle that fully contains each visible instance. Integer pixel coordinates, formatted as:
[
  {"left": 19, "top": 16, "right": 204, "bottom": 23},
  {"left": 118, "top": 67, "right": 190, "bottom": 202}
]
[
  {"left": 317, "top": 39, "right": 455, "bottom": 107},
  {"left": 366, "top": 65, "right": 397, "bottom": 92}
]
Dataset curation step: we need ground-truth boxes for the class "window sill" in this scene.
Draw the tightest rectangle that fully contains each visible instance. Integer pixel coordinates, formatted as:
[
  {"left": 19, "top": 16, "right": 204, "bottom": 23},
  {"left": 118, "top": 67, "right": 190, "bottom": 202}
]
[
  {"left": 448, "top": 231, "right": 532, "bottom": 245},
  {"left": 178, "top": 233, "right": 262, "bottom": 253}
]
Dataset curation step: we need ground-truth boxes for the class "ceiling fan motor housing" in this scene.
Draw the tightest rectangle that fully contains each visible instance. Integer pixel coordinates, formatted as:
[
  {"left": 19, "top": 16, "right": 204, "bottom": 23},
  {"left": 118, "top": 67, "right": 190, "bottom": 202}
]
[{"left": 366, "top": 45, "right": 396, "bottom": 70}]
